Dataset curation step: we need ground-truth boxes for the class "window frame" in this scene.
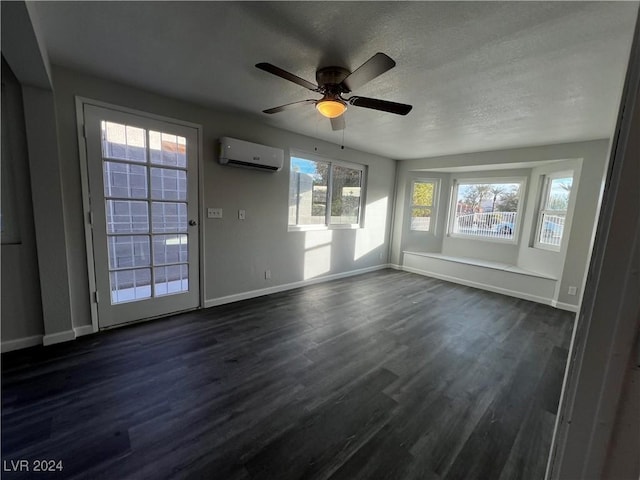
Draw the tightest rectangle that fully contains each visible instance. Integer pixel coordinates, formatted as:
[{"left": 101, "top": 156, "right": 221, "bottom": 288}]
[
  {"left": 533, "top": 170, "right": 574, "bottom": 252},
  {"left": 408, "top": 178, "right": 438, "bottom": 233},
  {"left": 288, "top": 151, "right": 367, "bottom": 231},
  {"left": 447, "top": 176, "right": 527, "bottom": 244}
]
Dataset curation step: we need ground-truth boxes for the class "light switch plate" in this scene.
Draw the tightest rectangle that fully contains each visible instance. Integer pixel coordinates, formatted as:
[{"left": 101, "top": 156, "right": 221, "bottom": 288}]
[{"left": 239, "top": 209, "right": 246, "bottom": 220}]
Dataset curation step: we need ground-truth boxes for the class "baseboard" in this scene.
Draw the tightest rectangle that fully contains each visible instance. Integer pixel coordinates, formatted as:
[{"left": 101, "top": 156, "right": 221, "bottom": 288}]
[
  {"left": 401, "top": 264, "right": 556, "bottom": 307},
  {"left": 205, "top": 264, "right": 390, "bottom": 308},
  {"left": 1, "top": 335, "right": 43, "bottom": 353},
  {"left": 551, "top": 300, "right": 580, "bottom": 312},
  {"left": 74, "top": 325, "right": 96, "bottom": 337},
  {"left": 43, "top": 330, "right": 76, "bottom": 346}
]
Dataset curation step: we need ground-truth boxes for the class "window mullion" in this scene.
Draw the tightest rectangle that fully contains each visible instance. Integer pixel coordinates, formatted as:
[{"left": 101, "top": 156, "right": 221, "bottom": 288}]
[{"left": 326, "top": 163, "right": 333, "bottom": 226}]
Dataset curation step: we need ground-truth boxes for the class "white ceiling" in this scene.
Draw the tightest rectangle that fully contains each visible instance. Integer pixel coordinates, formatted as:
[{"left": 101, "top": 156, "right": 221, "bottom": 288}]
[{"left": 30, "top": 1, "right": 638, "bottom": 160}]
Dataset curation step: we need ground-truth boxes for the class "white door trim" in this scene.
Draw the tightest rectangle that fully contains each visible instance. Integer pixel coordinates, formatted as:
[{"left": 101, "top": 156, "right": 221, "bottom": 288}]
[{"left": 75, "top": 97, "right": 204, "bottom": 331}]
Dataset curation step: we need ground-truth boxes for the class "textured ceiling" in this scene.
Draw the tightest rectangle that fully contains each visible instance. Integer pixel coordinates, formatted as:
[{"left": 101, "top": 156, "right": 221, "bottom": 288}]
[{"left": 31, "top": 1, "right": 638, "bottom": 160}]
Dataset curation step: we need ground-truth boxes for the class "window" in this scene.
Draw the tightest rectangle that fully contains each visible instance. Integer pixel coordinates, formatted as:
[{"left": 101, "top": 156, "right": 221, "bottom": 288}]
[
  {"left": 535, "top": 172, "right": 573, "bottom": 250},
  {"left": 288, "top": 154, "right": 365, "bottom": 229},
  {"left": 410, "top": 179, "right": 437, "bottom": 232},
  {"left": 449, "top": 178, "right": 524, "bottom": 242}
]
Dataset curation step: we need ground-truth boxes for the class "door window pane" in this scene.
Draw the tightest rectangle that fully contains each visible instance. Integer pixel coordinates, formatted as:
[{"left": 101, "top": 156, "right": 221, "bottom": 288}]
[
  {"left": 150, "top": 167, "right": 187, "bottom": 201},
  {"left": 101, "top": 121, "right": 146, "bottom": 162},
  {"left": 149, "top": 131, "right": 187, "bottom": 167},
  {"left": 110, "top": 268, "right": 151, "bottom": 303},
  {"left": 108, "top": 236, "right": 150, "bottom": 269},
  {"left": 103, "top": 161, "right": 148, "bottom": 198},
  {"left": 154, "top": 264, "right": 188, "bottom": 296},
  {"left": 106, "top": 200, "right": 149, "bottom": 233},
  {"left": 152, "top": 202, "right": 187, "bottom": 232},
  {"left": 153, "top": 235, "right": 188, "bottom": 265}
]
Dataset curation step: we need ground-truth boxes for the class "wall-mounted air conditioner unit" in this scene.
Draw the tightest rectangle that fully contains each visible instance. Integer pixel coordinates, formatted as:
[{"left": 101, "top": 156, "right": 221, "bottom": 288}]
[{"left": 218, "top": 137, "right": 284, "bottom": 172}]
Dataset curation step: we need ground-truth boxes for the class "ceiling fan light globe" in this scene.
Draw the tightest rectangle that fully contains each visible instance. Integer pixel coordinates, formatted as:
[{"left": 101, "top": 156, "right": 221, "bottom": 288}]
[{"left": 316, "top": 100, "right": 347, "bottom": 118}]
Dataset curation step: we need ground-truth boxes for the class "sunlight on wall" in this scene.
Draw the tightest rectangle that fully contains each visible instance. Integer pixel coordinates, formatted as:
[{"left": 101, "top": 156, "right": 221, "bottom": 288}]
[
  {"left": 355, "top": 197, "right": 388, "bottom": 261},
  {"left": 304, "top": 230, "right": 333, "bottom": 280}
]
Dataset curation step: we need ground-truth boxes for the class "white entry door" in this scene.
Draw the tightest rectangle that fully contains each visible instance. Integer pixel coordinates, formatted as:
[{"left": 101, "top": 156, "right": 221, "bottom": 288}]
[{"left": 83, "top": 104, "right": 200, "bottom": 328}]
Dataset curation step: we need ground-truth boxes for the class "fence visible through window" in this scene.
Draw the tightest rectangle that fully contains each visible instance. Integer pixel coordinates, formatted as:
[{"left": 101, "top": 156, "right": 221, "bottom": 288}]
[{"left": 452, "top": 211, "right": 518, "bottom": 239}]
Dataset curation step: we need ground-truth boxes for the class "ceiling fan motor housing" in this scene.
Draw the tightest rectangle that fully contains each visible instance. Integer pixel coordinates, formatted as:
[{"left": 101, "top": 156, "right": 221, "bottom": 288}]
[{"left": 316, "top": 67, "right": 351, "bottom": 93}]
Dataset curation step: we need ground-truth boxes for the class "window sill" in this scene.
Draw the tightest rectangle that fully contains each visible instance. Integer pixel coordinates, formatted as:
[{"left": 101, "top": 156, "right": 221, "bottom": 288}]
[{"left": 288, "top": 224, "right": 361, "bottom": 232}]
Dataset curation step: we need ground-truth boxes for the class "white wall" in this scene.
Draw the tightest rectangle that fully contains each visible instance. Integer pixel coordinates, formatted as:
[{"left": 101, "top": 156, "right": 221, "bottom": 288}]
[
  {"left": 1, "top": 2, "right": 77, "bottom": 348},
  {"left": 0, "top": 59, "right": 44, "bottom": 347},
  {"left": 51, "top": 66, "right": 396, "bottom": 329},
  {"left": 390, "top": 140, "right": 610, "bottom": 309}
]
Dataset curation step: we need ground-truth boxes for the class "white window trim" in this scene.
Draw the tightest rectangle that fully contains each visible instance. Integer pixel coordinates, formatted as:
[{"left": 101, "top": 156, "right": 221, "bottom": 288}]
[
  {"left": 288, "top": 150, "right": 367, "bottom": 231},
  {"left": 447, "top": 176, "right": 527, "bottom": 244},
  {"left": 408, "top": 178, "right": 439, "bottom": 234},
  {"left": 533, "top": 170, "right": 573, "bottom": 252}
]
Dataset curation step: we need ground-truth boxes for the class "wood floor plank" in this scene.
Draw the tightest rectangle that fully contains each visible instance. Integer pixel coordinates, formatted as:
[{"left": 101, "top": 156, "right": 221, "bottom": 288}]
[{"left": 1, "top": 270, "right": 574, "bottom": 479}]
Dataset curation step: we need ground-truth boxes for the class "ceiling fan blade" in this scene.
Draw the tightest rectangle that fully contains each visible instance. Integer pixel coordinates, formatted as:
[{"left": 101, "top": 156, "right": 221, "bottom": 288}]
[
  {"left": 348, "top": 96, "right": 413, "bottom": 115},
  {"left": 256, "top": 63, "right": 318, "bottom": 91},
  {"left": 263, "top": 99, "right": 316, "bottom": 114},
  {"left": 330, "top": 115, "right": 345, "bottom": 131},
  {"left": 342, "top": 53, "right": 396, "bottom": 92}
]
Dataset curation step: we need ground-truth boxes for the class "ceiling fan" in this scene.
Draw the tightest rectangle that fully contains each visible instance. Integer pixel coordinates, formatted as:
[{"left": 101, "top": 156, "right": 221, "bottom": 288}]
[{"left": 255, "top": 52, "right": 413, "bottom": 131}]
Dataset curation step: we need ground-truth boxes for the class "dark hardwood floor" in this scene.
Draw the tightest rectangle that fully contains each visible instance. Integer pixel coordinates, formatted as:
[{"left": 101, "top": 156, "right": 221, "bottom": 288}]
[{"left": 1, "top": 270, "right": 574, "bottom": 479}]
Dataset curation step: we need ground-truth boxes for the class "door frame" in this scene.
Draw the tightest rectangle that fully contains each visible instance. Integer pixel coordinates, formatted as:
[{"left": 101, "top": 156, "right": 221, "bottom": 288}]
[{"left": 75, "top": 97, "right": 205, "bottom": 332}]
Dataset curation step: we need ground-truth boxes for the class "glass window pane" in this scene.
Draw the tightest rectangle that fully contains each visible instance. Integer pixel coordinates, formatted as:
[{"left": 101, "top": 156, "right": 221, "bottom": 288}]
[
  {"left": 101, "top": 121, "right": 146, "bottom": 163},
  {"left": 330, "top": 165, "right": 362, "bottom": 225},
  {"left": 110, "top": 268, "right": 151, "bottom": 304},
  {"left": 411, "top": 207, "right": 432, "bottom": 231},
  {"left": 412, "top": 182, "right": 434, "bottom": 207},
  {"left": 108, "top": 235, "right": 150, "bottom": 269},
  {"left": 539, "top": 213, "right": 566, "bottom": 246},
  {"left": 452, "top": 182, "right": 521, "bottom": 240},
  {"left": 289, "top": 157, "right": 328, "bottom": 226},
  {"left": 152, "top": 202, "right": 187, "bottom": 233},
  {"left": 103, "top": 161, "right": 148, "bottom": 198},
  {"left": 150, "top": 131, "right": 187, "bottom": 167},
  {"left": 154, "top": 264, "right": 188, "bottom": 296},
  {"left": 106, "top": 200, "right": 149, "bottom": 234},
  {"left": 546, "top": 177, "right": 572, "bottom": 211},
  {"left": 150, "top": 167, "right": 187, "bottom": 201},
  {"left": 153, "top": 235, "right": 188, "bottom": 265}
]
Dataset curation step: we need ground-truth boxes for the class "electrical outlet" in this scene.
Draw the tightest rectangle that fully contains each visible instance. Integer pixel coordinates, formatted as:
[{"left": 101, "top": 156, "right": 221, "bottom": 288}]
[
  {"left": 208, "top": 208, "right": 222, "bottom": 219},
  {"left": 239, "top": 209, "right": 246, "bottom": 220},
  {"left": 568, "top": 286, "right": 577, "bottom": 296},
  {"left": 265, "top": 269, "right": 271, "bottom": 280}
]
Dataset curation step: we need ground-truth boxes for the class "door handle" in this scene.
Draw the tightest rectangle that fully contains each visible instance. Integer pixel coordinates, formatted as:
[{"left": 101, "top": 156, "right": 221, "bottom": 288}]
[{"left": 189, "top": 220, "right": 197, "bottom": 226}]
